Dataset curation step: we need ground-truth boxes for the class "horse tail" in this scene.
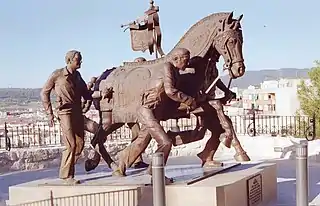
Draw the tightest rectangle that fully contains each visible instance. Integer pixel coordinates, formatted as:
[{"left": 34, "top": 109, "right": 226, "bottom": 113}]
[
  {"left": 82, "top": 77, "right": 97, "bottom": 113},
  {"left": 91, "top": 67, "right": 117, "bottom": 111}
]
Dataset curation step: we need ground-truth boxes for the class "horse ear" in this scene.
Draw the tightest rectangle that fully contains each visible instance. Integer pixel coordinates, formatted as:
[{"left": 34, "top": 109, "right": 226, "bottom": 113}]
[
  {"left": 237, "top": 14, "right": 243, "bottom": 22},
  {"left": 227, "top": 12, "right": 234, "bottom": 24}
]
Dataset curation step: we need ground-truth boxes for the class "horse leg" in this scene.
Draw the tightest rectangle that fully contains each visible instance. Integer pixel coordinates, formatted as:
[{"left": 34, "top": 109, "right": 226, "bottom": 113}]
[
  {"left": 167, "top": 115, "right": 207, "bottom": 146},
  {"left": 206, "top": 100, "right": 234, "bottom": 148},
  {"left": 127, "top": 123, "right": 149, "bottom": 168},
  {"left": 84, "top": 111, "right": 124, "bottom": 173},
  {"left": 196, "top": 113, "right": 224, "bottom": 167},
  {"left": 224, "top": 115, "right": 250, "bottom": 161},
  {"left": 198, "top": 103, "right": 250, "bottom": 165},
  {"left": 166, "top": 114, "right": 223, "bottom": 167}
]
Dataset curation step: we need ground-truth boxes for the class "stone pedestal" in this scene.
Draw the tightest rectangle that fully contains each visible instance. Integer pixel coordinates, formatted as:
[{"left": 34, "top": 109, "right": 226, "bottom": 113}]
[
  {"left": 8, "top": 161, "right": 276, "bottom": 206},
  {"left": 165, "top": 162, "right": 277, "bottom": 206}
]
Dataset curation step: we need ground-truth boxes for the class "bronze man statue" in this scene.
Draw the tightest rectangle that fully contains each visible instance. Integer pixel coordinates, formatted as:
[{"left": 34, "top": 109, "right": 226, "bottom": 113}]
[
  {"left": 115, "top": 48, "right": 197, "bottom": 183},
  {"left": 40, "top": 50, "right": 93, "bottom": 185},
  {"left": 168, "top": 54, "right": 244, "bottom": 168}
]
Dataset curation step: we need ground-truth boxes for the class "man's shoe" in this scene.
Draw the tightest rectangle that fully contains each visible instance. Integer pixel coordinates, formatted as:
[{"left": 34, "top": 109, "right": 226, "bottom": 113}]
[{"left": 62, "top": 177, "right": 81, "bottom": 185}]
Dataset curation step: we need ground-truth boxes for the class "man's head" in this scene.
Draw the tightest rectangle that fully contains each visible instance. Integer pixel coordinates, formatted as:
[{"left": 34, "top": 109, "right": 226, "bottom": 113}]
[
  {"left": 65, "top": 50, "right": 82, "bottom": 71},
  {"left": 134, "top": 57, "right": 147, "bottom": 62},
  {"left": 170, "top": 48, "right": 190, "bottom": 71}
]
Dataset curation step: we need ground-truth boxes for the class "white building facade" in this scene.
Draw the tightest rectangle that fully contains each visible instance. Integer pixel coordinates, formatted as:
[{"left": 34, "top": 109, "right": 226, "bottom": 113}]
[{"left": 242, "top": 78, "right": 311, "bottom": 116}]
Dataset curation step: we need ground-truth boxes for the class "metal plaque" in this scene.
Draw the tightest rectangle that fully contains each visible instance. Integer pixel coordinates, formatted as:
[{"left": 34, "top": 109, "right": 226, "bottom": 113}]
[{"left": 247, "top": 174, "right": 262, "bottom": 206}]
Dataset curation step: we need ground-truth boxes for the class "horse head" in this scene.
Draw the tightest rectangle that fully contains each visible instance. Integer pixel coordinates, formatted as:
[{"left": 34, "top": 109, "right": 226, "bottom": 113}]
[{"left": 212, "top": 12, "right": 245, "bottom": 79}]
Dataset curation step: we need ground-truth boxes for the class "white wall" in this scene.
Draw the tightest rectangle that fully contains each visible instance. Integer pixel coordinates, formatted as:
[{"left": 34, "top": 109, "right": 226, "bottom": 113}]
[{"left": 275, "top": 87, "right": 300, "bottom": 116}]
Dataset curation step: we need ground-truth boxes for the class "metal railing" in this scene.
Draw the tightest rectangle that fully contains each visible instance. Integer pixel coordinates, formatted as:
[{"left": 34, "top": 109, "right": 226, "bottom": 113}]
[
  {"left": 9, "top": 188, "right": 139, "bottom": 206},
  {"left": 0, "top": 114, "right": 316, "bottom": 150},
  {"left": 229, "top": 114, "right": 315, "bottom": 138}
]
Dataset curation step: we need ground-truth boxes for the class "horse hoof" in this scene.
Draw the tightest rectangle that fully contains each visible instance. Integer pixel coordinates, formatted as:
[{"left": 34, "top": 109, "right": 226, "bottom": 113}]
[
  {"left": 84, "top": 159, "right": 98, "bottom": 172},
  {"left": 234, "top": 152, "right": 251, "bottom": 162},
  {"left": 202, "top": 160, "right": 224, "bottom": 168}
]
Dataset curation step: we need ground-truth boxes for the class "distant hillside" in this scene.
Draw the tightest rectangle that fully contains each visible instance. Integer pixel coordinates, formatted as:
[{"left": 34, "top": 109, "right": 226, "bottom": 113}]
[
  {"left": 0, "top": 88, "right": 42, "bottom": 103},
  {"left": 0, "top": 68, "right": 311, "bottom": 103},
  {"left": 221, "top": 68, "right": 310, "bottom": 88}
]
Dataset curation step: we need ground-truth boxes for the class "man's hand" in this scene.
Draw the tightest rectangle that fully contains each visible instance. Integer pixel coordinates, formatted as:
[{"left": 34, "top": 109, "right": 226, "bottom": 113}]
[
  {"left": 185, "top": 98, "right": 197, "bottom": 110},
  {"left": 179, "top": 98, "right": 197, "bottom": 112},
  {"left": 196, "top": 93, "right": 208, "bottom": 103}
]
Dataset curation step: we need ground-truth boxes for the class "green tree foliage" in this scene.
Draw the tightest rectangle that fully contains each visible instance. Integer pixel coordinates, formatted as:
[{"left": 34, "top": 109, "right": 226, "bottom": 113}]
[
  {"left": 297, "top": 61, "right": 320, "bottom": 138},
  {"left": 297, "top": 60, "right": 320, "bottom": 117}
]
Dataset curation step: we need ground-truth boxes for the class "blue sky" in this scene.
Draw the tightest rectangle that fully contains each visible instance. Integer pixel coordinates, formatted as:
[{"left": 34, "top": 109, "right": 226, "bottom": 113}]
[{"left": 0, "top": 0, "right": 319, "bottom": 88}]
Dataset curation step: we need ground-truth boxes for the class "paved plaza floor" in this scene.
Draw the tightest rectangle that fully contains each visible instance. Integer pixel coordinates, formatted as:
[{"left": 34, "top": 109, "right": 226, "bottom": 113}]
[{"left": 0, "top": 155, "right": 319, "bottom": 206}]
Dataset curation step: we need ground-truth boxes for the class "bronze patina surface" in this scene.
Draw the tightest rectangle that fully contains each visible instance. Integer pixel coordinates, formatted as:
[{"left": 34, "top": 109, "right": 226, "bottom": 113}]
[
  {"left": 87, "top": 12, "right": 250, "bottom": 182},
  {"left": 41, "top": 50, "right": 93, "bottom": 185},
  {"left": 121, "top": 0, "right": 164, "bottom": 58}
]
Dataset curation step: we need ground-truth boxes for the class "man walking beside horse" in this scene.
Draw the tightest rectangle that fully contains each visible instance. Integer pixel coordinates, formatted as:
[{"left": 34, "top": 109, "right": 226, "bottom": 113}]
[
  {"left": 41, "top": 50, "right": 95, "bottom": 185},
  {"left": 108, "top": 48, "right": 197, "bottom": 182}
]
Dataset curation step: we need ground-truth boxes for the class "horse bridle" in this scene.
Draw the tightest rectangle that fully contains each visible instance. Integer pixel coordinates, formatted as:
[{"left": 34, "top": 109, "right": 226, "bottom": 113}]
[{"left": 213, "top": 29, "right": 244, "bottom": 82}]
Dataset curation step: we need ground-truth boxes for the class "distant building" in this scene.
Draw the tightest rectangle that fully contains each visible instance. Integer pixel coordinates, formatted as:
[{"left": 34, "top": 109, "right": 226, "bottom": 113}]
[{"left": 241, "top": 78, "right": 310, "bottom": 116}]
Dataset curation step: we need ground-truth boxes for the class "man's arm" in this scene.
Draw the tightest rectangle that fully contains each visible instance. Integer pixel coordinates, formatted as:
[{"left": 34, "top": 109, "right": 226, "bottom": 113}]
[
  {"left": 78, "top": 73, "right": 93, "bottom": 101},
  {"left": 187, "top": 56, "right": 202, "bottom": 68},
  {"left": 40, "top": 71, "right": 57, "bottom": 121},
  {"left": 163, "top": 63, "right": 195, "bottom": 105}
]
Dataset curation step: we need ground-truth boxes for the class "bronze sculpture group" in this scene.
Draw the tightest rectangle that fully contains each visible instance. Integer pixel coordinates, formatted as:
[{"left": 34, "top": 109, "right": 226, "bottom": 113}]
[{"left": 41, "top": 4, "right": 250, "bottom": 185}]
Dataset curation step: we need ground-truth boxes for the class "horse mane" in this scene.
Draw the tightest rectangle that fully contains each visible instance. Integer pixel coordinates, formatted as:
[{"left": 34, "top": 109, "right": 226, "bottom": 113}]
[
  {"left": 122, "top": 12, "right": 234, "bottom": 67},
  {"left": 169, "top": 12, "right": 233, "bottom": 55}
]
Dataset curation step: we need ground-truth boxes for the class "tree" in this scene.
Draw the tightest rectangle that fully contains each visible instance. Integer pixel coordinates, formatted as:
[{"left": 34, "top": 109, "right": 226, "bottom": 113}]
[
  {"left": 297, "top": 60, "right": 320, "bottom": 139},
  {"left": 297, "top": 60, "right": 320, "bottom": 117}
]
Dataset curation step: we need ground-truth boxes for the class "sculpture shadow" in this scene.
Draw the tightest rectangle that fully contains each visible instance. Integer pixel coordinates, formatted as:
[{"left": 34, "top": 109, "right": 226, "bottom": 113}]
[
  {"left": 222, "top": 163, "right": 261, "bottom": 173},
  {"left": 80, "top": 167, "right": 148, "bottom": 183}
]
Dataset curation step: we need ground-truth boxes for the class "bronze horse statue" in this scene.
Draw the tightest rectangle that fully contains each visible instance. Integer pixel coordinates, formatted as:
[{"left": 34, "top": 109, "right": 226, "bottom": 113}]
[{"left": 91, "top": 12, "right": 250, "bottom": 173}]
